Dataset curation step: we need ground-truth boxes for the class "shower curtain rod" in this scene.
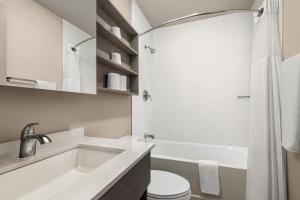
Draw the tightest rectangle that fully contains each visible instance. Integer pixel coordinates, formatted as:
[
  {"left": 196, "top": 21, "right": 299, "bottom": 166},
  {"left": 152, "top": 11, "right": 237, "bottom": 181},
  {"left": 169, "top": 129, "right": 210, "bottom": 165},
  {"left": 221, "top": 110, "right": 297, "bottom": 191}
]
[
  {"left": 71, "top": 37, "right": 96, "bottom": 52},
  {"left": 139, "top": 8, "right": 264, "bottom": 36}
]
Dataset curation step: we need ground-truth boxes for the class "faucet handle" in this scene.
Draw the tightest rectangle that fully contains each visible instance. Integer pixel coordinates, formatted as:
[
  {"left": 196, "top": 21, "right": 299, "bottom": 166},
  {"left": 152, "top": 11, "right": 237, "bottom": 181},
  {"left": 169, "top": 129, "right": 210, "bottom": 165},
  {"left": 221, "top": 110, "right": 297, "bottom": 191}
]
[
  {"left": 21, "top": 123, "right": 39, "bottom": 137},
  {"left": 143, "top": 90, "right": 152, "bottom": 102},
  {"left": 144, "top": 132, "right": 155, "bottom": 139}
]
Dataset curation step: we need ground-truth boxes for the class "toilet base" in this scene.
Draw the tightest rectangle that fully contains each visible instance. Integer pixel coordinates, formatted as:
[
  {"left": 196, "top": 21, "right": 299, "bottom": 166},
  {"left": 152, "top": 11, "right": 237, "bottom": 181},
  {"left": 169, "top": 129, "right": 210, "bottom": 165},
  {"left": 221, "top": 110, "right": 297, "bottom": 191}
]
[{"left": 148, "top": 189, "right": 191, "bottom": 200}]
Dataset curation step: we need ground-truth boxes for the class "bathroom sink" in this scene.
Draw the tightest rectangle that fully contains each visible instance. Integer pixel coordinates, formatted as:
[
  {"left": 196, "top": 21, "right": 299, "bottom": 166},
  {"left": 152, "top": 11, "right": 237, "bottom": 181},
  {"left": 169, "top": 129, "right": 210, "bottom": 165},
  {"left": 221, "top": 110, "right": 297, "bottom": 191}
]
[{"left": 0, "top": 145, "right": 123, "bottom": 200}]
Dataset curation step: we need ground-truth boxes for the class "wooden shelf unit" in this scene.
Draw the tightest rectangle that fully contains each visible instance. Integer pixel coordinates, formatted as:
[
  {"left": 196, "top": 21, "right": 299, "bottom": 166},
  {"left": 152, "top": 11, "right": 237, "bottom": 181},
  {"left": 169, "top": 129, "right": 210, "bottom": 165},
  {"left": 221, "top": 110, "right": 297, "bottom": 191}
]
[
  {"left": 97, "top": 50, "right": 138, "bottom": 76},
  {"left": 99, "top": 0, "right": 137, "bottom": 35},
  {"left": 98, "top": 87, "right": 136, "bottom": 96},
  {"left": 97, "top": 0, "right": 139, "bottom": 95},
  {"left": 97, "top": 17, "right": 138, "bottom": 56}
]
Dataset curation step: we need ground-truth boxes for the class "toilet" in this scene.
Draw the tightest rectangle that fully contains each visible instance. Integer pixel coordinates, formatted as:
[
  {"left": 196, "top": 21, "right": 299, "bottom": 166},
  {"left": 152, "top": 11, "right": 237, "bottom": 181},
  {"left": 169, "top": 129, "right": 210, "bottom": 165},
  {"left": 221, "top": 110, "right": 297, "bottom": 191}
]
[{"left": 148, "top": 170, "right": 191, "bottom": 200}]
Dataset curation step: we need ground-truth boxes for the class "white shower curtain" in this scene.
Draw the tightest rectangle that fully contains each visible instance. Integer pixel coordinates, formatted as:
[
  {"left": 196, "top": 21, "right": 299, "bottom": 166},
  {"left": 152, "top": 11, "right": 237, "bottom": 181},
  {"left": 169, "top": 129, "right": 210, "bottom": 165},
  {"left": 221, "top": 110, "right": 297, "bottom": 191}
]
[{"left": 246, "top": 0, "right": 286, "bottom": 200}]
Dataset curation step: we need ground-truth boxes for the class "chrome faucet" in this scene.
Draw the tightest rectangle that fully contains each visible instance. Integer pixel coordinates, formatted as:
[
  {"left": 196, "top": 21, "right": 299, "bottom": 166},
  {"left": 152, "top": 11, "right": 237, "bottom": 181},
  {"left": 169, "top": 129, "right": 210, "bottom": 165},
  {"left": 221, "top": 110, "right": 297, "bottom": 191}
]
[
  {"left": 19, "top": 123, "right": 52, "bottom": 158},
  {"left": 144, "top": 132, "right": 155, "bottom": 140}
]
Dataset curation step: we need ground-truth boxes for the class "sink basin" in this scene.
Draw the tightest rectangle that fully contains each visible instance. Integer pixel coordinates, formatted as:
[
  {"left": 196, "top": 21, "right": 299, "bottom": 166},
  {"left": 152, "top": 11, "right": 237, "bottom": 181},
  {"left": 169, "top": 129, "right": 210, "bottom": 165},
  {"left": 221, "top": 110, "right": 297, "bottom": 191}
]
[{"left": 0, "top": 145, "right": 123, "bottom": 200}]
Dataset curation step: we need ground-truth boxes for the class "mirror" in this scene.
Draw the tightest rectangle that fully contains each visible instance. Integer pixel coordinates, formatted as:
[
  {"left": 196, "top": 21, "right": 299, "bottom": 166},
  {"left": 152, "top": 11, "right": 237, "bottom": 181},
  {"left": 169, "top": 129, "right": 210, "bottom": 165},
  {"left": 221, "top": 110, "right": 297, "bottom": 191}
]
[{"left": 0, "top": 0, "right": 97, "bottom": 94}]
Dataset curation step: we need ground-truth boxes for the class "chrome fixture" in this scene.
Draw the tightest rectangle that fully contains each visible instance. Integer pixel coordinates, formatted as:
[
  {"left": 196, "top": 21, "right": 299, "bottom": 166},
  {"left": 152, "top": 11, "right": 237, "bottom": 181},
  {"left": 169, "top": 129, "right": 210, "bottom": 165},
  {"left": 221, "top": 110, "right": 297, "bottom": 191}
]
[
  {"left": 71, "top": 37, "right": 96, "bottom": 52},
  {"left": 143, "top": 90, "right": 152, "bottom": 101},
  {"left": 145, "top": 45, "right": 156, "bottom": 53},
  {"left": 7, "top": 77, "right": 37, "bottom": 86},
  {"left": 237, "top": 96, "right": 251, "bottom": 99},
  {"left": 19, "top": 123, "right": 52, "bottom": 158},
  {"left": 144, "top": 132, "right": 155, "bottom": 140},
  {"left": 140, "top": 8, "right": 264, "bottom": 36}
]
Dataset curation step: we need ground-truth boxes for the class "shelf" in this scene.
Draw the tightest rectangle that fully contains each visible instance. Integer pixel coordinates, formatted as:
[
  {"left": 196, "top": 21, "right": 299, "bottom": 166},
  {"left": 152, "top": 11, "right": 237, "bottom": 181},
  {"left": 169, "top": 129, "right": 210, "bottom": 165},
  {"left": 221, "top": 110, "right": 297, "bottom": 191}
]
[
  {"left": 97, "top": 50, "right": 138, "bottom": 76},
  {"left": 97, "top": 0, "right": 139, "bottom": 96},
  {"left": 99, "top": 0, "right": 138, "bottom": 36},
  {"left": 97, "top": 16, "right": 138, "bottom": 56},
  {"left": 98, "top": 87, "right": 136, "bottom": 96}
]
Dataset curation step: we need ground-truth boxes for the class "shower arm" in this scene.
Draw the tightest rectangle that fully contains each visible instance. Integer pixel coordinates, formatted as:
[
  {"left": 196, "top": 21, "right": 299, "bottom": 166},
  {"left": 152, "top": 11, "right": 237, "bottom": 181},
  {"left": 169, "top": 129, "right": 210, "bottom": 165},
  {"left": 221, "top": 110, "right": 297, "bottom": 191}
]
[{"left": 139, "top": 8, "right": 264, "bottom": 36}]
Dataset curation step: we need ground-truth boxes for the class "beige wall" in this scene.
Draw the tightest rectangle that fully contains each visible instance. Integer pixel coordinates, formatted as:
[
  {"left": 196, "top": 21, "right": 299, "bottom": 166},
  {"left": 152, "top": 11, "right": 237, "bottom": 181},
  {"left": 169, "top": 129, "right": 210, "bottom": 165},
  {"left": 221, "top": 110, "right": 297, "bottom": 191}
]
[
  {"left": 0, "top": 4, "right": 6, "bottom": 85},
  {"left": 0, "top": 86, "right": 131, "bottom": 143},
  {"left": 283, "top": 0, "right": 300, "bottom": 59},
  {"left": 0, "top": 0, "right": 134, "bottom": 143},
  {"left": 0, "top": 0, "right": 63, "bottom": 89},
  {"left": 283, "top": 0, "right": 300, "bottom": 199},
  {"left": 287, "top": 153, "right": 300, "bottom": 200}
]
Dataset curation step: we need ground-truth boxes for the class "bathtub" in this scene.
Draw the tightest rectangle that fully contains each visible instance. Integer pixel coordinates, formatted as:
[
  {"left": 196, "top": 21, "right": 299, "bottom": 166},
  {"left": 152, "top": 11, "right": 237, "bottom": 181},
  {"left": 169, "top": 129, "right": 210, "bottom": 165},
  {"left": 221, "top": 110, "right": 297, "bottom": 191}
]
[
  {"left": 151, "top": 140, "right": 248, "bottom": 200},
  {"left": 152, "top": 140, "right": 248, "bottom": 169}
]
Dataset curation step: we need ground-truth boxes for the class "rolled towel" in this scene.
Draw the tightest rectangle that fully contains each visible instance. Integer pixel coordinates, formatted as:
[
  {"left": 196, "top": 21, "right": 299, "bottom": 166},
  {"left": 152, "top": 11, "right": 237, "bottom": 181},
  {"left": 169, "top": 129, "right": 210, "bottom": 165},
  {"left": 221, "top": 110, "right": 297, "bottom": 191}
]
[
  {"left": 107, "top": 73, "right": 121, "bottom": 90},
  {"left": 120, "top": 75, "right": 127, "bottom": 91},
  {"left": 281, "top": 53, "right": 300, "bottom": 153},
  {"left": 198, "top": 160, "right": 220, "bottom": 196},
  {"left": 111, "top": 26, "right": 122, "bottom": 39},
  {"left": 111, "top": 53, "right": 122, "bottom": 65}
]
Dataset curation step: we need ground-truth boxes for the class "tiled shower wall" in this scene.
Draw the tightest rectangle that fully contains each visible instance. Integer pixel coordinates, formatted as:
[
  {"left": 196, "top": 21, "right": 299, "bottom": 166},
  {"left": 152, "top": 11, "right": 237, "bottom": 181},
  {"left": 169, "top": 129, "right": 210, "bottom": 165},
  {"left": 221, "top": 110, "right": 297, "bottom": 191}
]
[{"left": 151, "top": 13, "right": 254, "bottom": 147}]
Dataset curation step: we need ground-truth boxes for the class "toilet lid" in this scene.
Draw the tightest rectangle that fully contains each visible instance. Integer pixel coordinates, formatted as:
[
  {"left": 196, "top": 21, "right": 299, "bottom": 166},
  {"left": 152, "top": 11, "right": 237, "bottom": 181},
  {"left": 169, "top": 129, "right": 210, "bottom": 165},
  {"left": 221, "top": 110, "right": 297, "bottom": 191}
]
[{"left": 148, "top": 170, "right": 191, "bottom": 198}]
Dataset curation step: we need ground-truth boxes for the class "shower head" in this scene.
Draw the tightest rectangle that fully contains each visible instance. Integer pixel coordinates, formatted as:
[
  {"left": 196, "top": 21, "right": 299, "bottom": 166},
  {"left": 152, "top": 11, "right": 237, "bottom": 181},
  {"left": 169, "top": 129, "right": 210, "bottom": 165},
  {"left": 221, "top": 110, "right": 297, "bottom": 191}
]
[
  {"left": 145, "top": 45, "right": 156, "bottom": 54},
  {"left": 257, "top": 8, "right": 264, "bottom": 17}
]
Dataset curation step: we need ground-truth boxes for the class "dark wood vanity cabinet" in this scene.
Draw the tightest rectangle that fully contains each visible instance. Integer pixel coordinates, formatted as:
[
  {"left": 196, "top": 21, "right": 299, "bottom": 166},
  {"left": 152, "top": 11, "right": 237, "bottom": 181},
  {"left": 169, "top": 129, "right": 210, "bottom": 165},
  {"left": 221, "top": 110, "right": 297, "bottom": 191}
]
[{"left": 98, "top": 153, "right": 151, "bottom": 200}]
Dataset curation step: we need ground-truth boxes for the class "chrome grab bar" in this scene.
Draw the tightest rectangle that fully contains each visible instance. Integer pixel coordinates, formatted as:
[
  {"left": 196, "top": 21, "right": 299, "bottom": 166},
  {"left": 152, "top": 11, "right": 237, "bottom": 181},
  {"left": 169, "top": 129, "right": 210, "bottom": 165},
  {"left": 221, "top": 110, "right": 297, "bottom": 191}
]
[
  {"left": 6, "top": 77, "right": 37, "bottom": 85},
  {"left": 237, "top": 96, "right": 251, "bottom": 99}
]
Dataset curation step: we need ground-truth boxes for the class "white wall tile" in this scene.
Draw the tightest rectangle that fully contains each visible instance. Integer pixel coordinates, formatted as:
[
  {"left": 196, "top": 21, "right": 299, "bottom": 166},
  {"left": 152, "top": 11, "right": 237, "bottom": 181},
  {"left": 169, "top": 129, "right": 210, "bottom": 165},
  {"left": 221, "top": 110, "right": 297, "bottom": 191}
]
[
  {"left": 151, "top": 13, "right": 254, "bottom": 147},
  {"left": 131, "top": 0, "right": 153, "bottom": 137}
]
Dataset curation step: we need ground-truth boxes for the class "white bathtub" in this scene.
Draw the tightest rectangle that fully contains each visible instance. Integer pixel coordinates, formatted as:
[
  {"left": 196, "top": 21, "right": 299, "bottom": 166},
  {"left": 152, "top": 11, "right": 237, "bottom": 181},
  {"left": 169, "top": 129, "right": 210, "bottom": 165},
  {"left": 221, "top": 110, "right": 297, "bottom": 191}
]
[
  {"left": 152, "top": 140, "right": 248, "bottom": 169},
  {"left": 118, "top": 136, "right": 248, "bottom": 200},
  {"left": 150, "top": 140, "right": 248, "bottom": 200}
]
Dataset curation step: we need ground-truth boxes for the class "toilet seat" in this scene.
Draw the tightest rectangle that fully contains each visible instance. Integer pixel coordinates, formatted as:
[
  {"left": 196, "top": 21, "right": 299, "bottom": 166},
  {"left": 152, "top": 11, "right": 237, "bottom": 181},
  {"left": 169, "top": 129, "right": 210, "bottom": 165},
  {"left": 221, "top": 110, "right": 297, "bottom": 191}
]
[{"left": 148, "top": 170, "right": 191, "bottom": 200}]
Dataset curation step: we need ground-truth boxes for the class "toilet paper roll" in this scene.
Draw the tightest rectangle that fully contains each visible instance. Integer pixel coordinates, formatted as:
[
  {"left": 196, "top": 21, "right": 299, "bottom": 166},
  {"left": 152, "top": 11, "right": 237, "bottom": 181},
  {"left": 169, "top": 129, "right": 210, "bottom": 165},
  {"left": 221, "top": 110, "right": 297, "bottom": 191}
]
[
  {"left": 111, "top": 26, "right": 122, "bottom": 39},
  {"left": 107, "top": 73, "right": 121, "bottom": 90},
  {"left": 120, "top": 76, "right": 127, "bottom": 91},
  {"left": 111, "top": 53, "right": 122, "bottom": 65}
]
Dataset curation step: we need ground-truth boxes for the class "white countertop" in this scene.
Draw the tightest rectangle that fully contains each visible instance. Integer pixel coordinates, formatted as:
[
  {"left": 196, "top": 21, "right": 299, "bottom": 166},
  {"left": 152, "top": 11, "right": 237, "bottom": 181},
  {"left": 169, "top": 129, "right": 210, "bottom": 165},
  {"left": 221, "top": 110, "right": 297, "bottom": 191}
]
[{"left": 0, "top": 128, "right": 155, "bottom": 200}]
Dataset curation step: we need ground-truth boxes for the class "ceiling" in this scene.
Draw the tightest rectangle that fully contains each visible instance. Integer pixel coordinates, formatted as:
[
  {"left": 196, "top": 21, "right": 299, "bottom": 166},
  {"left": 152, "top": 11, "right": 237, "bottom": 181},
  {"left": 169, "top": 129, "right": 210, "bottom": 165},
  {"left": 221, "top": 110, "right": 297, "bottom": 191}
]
[
  {"left": 34, "top": 0, "right": 96, "bottom": 36},
  {"left": 135, "top": 0, "right": 255, "bottom": 27}
]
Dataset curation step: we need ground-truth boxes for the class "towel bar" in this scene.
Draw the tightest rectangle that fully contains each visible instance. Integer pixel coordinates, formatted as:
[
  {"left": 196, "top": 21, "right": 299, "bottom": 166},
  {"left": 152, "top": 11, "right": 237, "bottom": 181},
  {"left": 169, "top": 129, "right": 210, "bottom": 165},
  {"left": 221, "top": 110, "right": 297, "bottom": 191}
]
[
  {"left": 237, "top": 96, "right": 251, "bottom": 99},
  {"left": 6, "top": 77, "right": 37, "bottom": 85}
]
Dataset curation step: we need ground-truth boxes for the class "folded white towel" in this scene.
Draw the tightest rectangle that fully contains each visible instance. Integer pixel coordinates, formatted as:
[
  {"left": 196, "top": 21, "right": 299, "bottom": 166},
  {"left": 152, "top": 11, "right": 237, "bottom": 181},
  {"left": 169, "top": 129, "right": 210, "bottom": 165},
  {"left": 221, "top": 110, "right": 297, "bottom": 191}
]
[
  {"left": 36, "top": 80, "right": 56, "bottom": 90},
  {"left": 281, "top": 53, "right": 300, "bottom": 153},
  {"left": 198, "top": 160, "right": 220, "bottom": 196}
]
